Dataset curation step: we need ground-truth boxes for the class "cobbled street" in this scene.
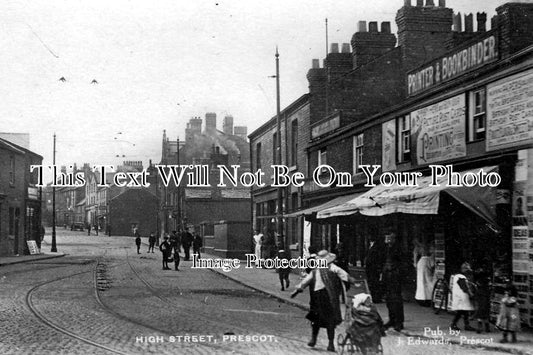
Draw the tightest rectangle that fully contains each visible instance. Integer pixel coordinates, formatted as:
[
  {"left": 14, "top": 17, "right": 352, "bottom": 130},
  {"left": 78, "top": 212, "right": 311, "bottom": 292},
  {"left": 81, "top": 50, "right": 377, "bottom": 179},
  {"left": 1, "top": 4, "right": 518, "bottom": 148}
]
[{"left": 0, "top": 230, "right": 508, "bottom": 355}]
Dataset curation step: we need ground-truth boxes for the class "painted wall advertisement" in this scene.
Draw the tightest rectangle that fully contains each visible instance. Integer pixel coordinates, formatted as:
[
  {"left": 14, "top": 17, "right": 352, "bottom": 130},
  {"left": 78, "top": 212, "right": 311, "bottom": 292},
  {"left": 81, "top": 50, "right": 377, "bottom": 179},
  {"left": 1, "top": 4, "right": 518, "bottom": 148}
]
[
  {"left": 487, "top": 69, "right": 533, "bottom": 152},
  {"left": 411, "top": 94, "right": 466, "bottom": 165},
  {"left": 381, "top": 119, "right": 396, "bottom": 172}
]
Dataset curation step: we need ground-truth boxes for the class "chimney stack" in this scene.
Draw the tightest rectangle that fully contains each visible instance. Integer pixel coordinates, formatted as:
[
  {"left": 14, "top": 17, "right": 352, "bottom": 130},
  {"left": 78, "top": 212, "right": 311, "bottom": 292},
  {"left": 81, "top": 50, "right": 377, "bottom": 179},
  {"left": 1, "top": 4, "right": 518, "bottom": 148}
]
[
  {"left": 223, "top": 115, "right": 234, "bottom": 135},
  {"left": 312, "top": 58, "right": 320, "bottom": 68},
  {"left": 396, "top": 0, "right": 453, "bottom": 71},
  {"left": 330, "top": 43, "right": 339, "bottom": 53},
  {"left": 351, "top": 20, "right": 396, "bottom": 68},
  {"left": 205, "top": 112, "right": 217, "bottom": 133}
]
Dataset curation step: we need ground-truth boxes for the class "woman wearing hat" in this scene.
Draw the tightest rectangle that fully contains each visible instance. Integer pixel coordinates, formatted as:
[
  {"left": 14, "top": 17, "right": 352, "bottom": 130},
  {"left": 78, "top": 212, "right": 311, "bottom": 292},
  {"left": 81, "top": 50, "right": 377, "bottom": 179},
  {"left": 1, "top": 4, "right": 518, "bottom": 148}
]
[{"left": 291, "top": 250, "right": 356, "bottom": 352}]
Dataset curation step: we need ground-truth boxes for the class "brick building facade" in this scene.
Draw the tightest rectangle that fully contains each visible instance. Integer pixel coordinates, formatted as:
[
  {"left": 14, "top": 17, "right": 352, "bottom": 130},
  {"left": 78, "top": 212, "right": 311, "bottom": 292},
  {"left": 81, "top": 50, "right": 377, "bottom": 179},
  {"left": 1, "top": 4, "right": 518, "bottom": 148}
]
[
  {"left": 0, "top": 137, "right": 42, "bottom": 256},
  {"left": 250, "top": 0, "right": 533, "bottom": 323}
]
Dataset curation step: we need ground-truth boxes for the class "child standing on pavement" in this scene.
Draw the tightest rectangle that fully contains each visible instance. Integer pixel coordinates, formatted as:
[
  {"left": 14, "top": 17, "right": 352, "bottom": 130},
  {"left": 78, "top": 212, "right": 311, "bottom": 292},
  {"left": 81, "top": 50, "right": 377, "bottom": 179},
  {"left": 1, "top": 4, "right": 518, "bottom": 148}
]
[
  {"left": 496, "top": 284, "right": 520, "bottom": 343},
  {"left": 276, "top": 245, "right": 291, "bottom": 291},
  {"left": 134, "top": 229, "right": 141, "bottom": 254}
]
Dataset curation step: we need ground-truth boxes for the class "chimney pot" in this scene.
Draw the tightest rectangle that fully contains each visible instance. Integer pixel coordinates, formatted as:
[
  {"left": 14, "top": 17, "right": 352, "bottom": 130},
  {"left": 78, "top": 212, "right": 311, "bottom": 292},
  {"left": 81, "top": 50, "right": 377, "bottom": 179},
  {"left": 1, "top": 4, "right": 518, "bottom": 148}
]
[
  {"left": 477, "top": 12, "right": 487, "bottom": 32},
  {"left": 464, "top": 13, "right": 474, "bottom": 32},
  {"left": 369, "top": 21, "right": 378, "bottom": 33},
  {"left": 312, "top": 59, "right": 320, "bottom": 68},
  {"left": 416, "top": 0, "right": 423, "bottom": 6},
  {"left": 341, "top": 43, "right": 350, "bottom": 53},
  {"left": 330, "top": 43, "right": 339, "bottom": 53},
  {"left": 357, "top": 21, "right": 367, "bottom": 32},
  {"left": 426, "top": 0, "right": 434, "bottom": 7},
  {"left": 438, "top": 0, "right": 445, "bottom": 7},
  {"left": 404, "top": 0, "right": 411, "bottom": 6},
  {"left": 453, "top": 13, "right": 460, "bottom": 31},
  {"left": 381, "top": 22, "right": 391, "bottom": 33}
]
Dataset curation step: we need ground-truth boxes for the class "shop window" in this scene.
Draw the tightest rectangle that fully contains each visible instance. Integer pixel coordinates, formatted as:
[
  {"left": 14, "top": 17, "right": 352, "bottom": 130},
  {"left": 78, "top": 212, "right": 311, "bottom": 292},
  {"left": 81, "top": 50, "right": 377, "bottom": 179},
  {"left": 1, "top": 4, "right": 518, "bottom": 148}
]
[
  {"left": 353, "top": 133, "right": 364, "bottom": 174},
  {"left": 318, "top": 148, "right": 327, "bottom": 175},
  {"left": 290, "top": 120, "right": 298, "bottom": 167},
  {"left": 397, "top": 115, "right": 411, "bottom": 163},
  {"left": 256, "top": 142, "right": 262, "bottom": 170},
  {"left": 469, "top": 88, "right": 486, "bottom": 141}
]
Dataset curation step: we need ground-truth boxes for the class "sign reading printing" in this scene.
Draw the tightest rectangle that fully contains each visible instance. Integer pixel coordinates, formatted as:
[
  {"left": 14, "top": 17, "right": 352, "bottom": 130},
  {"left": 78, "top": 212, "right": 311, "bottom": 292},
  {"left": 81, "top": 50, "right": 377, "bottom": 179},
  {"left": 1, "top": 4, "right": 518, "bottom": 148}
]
[
  {"left": 486, "top": 69, "right": 533, "bottom": 151},
  {"left": 411, "top": 94, "right": 466, "bottom": 165}
]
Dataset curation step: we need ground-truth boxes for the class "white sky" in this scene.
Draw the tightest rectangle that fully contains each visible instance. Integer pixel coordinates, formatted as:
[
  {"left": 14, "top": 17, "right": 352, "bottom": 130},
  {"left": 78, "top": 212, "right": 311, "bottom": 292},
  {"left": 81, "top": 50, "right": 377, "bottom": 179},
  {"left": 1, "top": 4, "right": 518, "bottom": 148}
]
[{"left": 0, "top": 0, "right": 504, "bottom": 174}]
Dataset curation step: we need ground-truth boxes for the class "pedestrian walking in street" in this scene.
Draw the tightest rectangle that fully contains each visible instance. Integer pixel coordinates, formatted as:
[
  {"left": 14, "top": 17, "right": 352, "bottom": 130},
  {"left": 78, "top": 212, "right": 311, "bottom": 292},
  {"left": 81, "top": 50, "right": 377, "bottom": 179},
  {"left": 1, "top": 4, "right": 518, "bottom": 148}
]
[
  {"left": 173, "top": 249, "right": 181, "bottom": 271},
  {"left": 182, "top": 227, "right": 193, "bottom": 261},
  {"left": 134, "top": 228, "right": 141, "bottom": 254},
  {"left": 253, "top": 229, "right": 263, "bottom": 267},
  {"left": 382, "top": 232, "right": 405, "bottom": 332},
  {"left": 496, "top": 284, "right": 520, "bottom": 343},
  {"left": 291, "top": 250, "right": 357, "bottom": 352},
  {"left": 148, "top": 233, "right": 156, "bottom": 253},
  {"left": 169, "top": 231, "right": 179, "bottom": 253},
  {"left": 159, "top": 235, "right": 171, "bottom": 270},
  {"left": 276, "top": 245, "right": 291, "bottom": 291},
  {"left": 192, "top": 232, "right": 202, "bottom": 259},
  {"left": 87, "top": 223, "right": 91, "bottom": 236},
  {"left": 473, "top": 266, "right": 491, "bottom": 334},
  {"left": 365, "top": 234, "right": 385, "bottom": 304},
  {"left": 450, "top": 262, "right": 476, "bottom": 331}
]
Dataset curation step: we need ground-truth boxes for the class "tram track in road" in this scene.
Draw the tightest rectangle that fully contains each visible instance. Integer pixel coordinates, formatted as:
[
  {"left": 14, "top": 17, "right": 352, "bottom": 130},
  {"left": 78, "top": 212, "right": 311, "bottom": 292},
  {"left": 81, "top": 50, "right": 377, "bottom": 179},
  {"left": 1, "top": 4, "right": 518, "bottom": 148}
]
[
  {"left": 122, "top": 249, "right": 314, "bottom": 350},
  {"left": 24, "top": 263, "right": 128, "bottom": 355}
]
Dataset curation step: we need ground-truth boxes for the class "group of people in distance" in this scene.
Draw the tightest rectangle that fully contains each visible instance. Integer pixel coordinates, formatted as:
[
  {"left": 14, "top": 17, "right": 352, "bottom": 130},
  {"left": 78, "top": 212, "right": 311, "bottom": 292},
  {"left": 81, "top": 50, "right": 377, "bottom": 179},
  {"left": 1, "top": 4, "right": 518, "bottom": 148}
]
[{"left": 133, "top": 227, "right": 203, "bottom": 271}]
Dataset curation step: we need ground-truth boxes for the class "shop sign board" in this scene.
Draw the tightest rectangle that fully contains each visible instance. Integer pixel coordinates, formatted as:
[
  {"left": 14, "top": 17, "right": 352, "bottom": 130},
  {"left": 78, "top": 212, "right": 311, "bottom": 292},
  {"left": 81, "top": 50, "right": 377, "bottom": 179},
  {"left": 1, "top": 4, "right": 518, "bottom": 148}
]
[
  {"left": 311, "top": 115, "right": 340, "bottom": 139},
  {"left": 407, "top": 34, "right": 498, "bottom": 96},
  {"left": 486, "top": 70, "right": 533, "bottom": 152},
  {"left": 26, "top": 241, "right": 40, "bottom": 255},
  {"left": 381, "top": 120, "right": 396, "bottom": 172},
  {"left": 411, "top": 94, "right": 466, "bottom": 165}
]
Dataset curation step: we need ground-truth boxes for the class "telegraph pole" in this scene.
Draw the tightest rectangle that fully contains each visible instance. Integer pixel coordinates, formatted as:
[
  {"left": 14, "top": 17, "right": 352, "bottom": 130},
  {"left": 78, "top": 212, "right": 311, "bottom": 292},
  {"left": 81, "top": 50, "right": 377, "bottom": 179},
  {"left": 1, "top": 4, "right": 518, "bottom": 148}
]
[
  {"left": 275, "top": 47, "right": 284, "bottom": 246},
  {"left": 51, "top": 133, "right": 57, "bottom": 252},
  {"left": 176, "top": 137, "right": 181, "bottom": 231}
]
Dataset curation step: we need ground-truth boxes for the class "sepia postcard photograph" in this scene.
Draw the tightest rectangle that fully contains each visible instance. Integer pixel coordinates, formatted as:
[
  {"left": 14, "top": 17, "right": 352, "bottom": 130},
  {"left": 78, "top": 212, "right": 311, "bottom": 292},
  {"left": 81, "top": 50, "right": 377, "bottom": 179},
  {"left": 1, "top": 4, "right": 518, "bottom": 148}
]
[{"left": 1, "top": 0, "right": 532, "bottom": 354}]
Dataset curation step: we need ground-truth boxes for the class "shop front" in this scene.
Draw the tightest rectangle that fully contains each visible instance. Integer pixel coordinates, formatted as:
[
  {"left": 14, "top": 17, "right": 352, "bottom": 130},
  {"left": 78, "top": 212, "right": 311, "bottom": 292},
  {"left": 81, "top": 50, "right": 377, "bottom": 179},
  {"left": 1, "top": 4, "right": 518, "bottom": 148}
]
[{"left": 316, "top": 165, "right": 509, "bottom": 305}]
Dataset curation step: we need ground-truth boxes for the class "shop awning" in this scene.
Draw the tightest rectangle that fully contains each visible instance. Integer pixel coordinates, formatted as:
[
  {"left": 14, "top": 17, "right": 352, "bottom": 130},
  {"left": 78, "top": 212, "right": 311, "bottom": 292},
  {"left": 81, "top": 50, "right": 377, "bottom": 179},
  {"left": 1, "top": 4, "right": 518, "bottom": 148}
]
[
  {"left": 317, "top": 166, "right": 499, "bottom": 229},
  {"left": 285, "top": 192, "right": 364, "bottom": 218}
]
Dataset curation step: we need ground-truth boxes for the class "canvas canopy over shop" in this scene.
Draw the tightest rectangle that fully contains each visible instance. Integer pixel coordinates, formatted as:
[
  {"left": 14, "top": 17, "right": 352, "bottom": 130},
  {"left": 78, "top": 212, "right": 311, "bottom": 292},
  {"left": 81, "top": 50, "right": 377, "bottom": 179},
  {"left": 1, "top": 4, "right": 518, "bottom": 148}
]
[{"left": 317, "top": 166, "right": 499, "bottom": 229}]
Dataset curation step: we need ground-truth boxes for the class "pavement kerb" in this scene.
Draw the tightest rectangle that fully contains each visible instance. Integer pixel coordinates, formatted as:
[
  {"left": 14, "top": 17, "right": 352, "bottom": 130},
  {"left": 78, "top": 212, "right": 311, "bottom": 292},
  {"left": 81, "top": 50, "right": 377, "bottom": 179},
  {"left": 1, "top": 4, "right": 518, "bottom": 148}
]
[
  {"left": 207, "top": 267, "right": 310, "bottom": 312},
  {"left": 0, "top": 253, "right": 66, "bottom": 266}
]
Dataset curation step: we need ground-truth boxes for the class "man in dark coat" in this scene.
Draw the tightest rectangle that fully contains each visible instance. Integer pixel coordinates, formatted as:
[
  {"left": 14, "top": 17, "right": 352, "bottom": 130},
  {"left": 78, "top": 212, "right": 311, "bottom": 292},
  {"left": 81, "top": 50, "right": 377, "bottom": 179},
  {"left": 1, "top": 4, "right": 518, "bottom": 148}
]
[
  {"left": 182, "top": 228, "right": 193, "bottom": 261},
  {"left": 192, "top": 233, "right": 202, "bottom": 259},
  {"left": 365, "top": 235, "right": 385, "bottom": 303},
  {"left": 148, "top": 233, "right": 156, "bottom": 253},
  {"left": 382, "top": 232, "right": 404, "bottom": 331}
]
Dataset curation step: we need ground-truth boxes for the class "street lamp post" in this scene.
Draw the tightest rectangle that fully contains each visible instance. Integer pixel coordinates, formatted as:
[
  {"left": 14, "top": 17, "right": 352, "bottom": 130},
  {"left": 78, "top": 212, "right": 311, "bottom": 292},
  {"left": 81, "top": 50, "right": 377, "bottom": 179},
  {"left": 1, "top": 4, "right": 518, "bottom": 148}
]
[{"left": 51, "top": 133, "right": 57, "bottom": 252}]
